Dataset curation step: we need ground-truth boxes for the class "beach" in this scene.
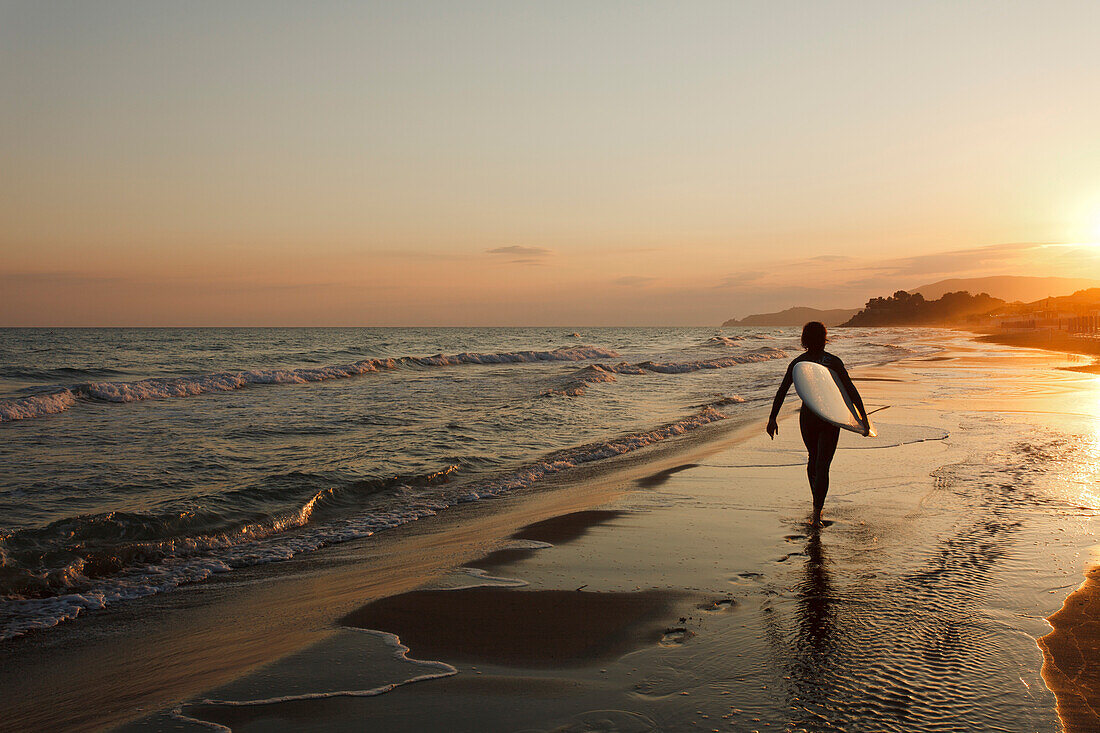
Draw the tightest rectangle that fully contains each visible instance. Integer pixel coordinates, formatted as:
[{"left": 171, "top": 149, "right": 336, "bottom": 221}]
[
  {"left": 7, "top": 0, "right": 1100, "bottom": 728},
  {"left": 1, "top": 330, "right": 1098, "bottom": 731}
]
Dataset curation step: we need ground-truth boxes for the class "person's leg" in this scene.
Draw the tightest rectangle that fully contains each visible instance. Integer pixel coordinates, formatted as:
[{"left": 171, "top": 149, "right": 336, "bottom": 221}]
[
  {"left": 810, "top": 424, "right": 840, "bottom": 514},
  {"left": 799, "top": 408, "right": 819, "bottom": 493}
]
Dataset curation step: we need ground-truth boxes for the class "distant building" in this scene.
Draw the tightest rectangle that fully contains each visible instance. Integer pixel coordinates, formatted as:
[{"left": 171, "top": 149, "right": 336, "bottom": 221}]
[{"left": 992, "top": 308, "right": 1100, "bottom": 334}]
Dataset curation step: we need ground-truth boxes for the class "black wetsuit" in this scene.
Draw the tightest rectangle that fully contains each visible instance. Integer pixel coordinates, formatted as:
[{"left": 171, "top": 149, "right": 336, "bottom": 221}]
[{"left": 769, "top": 350, "right": 866, "bottom": 513}]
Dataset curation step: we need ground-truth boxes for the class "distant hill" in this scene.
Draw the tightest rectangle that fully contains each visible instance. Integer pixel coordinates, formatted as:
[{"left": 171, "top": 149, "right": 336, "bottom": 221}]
[
  {"left": 913, "top": 276, "right": 1100, "bottom": 303},
  {"left": 996, "top": 287, "right": 1100, "bottom": 314},
  {"left": 722, "top": 306, "right": 859, "bottom": 327},
  {"left": 843, "top": 290, "right": 1004, "bottom": 327}
]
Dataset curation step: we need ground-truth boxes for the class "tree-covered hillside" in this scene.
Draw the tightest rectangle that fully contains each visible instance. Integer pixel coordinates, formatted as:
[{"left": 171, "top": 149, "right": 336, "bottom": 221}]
[{"left": 843, "top": 290, "right": 1004, "bottom": 326}]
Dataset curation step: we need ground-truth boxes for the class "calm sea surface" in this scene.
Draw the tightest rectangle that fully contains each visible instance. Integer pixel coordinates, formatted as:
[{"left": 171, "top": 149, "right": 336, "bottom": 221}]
[{"left": 0, "top": 326, "right": 931, "bottom": 639}]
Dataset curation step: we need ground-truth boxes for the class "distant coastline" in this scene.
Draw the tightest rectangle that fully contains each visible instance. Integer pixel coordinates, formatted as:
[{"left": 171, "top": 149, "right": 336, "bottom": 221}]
[{"left": 723, "top": 276, "right": 1100, "bottom": 331}]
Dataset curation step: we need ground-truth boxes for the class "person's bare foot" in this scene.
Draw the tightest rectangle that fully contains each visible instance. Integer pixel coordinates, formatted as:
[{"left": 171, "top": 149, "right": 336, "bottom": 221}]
[{"left": 809, "top": 509, "right": 823, "bottom": 527}]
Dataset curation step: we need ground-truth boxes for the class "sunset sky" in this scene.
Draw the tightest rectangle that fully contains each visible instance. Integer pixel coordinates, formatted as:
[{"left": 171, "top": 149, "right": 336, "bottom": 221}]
[{"left": 3, "top": 1, "right": 1100, "bottom": 326}]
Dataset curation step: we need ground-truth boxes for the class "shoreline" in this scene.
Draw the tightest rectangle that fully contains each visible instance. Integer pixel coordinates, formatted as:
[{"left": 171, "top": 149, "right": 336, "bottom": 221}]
[{"left": 1039, "top": 564, "right": 1100, "bottom": 733}]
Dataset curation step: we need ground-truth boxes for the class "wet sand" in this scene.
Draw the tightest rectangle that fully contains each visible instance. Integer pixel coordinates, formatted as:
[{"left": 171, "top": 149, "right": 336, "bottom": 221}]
[
  {"left": 978, "top": 330, "right": 1100, "bottom": 358},
  {"left": 343, "top": 587, "right": 684, "bottom": 668},
  {"left": 339, "top": 511, "right": 681, "bottom": 669},
  {"left": 465, "top": 510, "right": 626, "bottom": 570},
  {"left": 12, "top": 333, "right": 1100, "bottom": 732},
  {"left": 509, "top": 509, "right": 629, "bottom": 543},
  {"left": 977, "top": 330, "right": 1100, "bottom": 374},
  {"left": 1060, "top": 363, "right": 1100, "bottom": 375},
  {"left": 1039, "top": 565, "right": 1100, "bottom": 732}
]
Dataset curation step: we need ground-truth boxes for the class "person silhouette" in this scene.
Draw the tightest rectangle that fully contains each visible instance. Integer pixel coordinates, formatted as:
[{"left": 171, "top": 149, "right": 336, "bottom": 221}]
[{"left": 766, "top": 322, "right": 867, "bottom": 525}]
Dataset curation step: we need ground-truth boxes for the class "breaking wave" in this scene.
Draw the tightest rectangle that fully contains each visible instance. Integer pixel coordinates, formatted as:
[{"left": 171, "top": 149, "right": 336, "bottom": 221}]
[
  {"left": 699, "top": 334, "right": 752, "bottom": 345},
  {"left": 701, "top": 335, "right": 745, "bottom": 346},
  {"left": 543, "top": 347, "right": 787, "bottom": 396},
  {"left": 864, "top": 342, "right": 916, "bottom": 353},
  {"left": 635, "top": 347, "right": 787, "bottom": 373},
  {"left": 0, "top": 345, "right": 619, "bottom": 423},
  {"left": 0, "top": 390, "right": 78, "bottom": 422}
]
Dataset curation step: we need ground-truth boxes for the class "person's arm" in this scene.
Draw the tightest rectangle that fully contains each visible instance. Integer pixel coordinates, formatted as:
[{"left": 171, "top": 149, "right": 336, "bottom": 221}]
[
  {"left": 766, "top": 362, "right": 794, "bottom": 438},
  {"left": 835, "top": 360, "right": 869, "bottom": 434}
]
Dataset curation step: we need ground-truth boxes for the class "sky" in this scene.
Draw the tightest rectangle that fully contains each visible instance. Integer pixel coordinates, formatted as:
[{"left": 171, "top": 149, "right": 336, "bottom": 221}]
[{"left": 3, "top": 1, "right": 1100, "bottom": 326}]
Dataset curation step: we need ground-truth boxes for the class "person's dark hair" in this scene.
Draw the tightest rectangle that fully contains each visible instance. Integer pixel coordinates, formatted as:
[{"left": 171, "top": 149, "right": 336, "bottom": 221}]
[{"left": 801, "top": 321, "right": 827, "bottom": 351}]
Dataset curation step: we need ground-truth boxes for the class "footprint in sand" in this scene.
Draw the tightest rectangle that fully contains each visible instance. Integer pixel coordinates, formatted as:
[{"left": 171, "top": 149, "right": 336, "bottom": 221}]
[
  {"left": 697, "top": 598, "right": 736, "bottom": 613},
  {"left": 729, "top": 571, "right": 764, "bottom": 585},
  {"left": 659, "top": 627, "right": 695, "bottom": 646}
]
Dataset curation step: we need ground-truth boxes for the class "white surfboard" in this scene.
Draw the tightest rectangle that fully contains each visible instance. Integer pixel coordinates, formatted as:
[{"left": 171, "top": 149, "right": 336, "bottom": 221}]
[{"left": 792, "top": 361, "right": 875, "bottom": 437}]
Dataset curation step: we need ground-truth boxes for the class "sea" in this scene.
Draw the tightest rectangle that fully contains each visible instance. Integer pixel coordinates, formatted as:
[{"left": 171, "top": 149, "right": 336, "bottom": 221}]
[{"left": 0, "top": 326, "right": 933, "bottom": 640}]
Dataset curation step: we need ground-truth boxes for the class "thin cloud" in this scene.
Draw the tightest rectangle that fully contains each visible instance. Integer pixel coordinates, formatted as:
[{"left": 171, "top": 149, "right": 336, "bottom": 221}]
[
  {"left": 842, "top": 275, "right": 904, "bottom": 290},
  {"left": 713, "top": 271, "right": 766, "bottom": 289},
  {"left": 1, "top": 271, "right": 132, "bottom": 285},
  {"left": 856, "top": 242, "right": 1036, "bottom": 279},
  {"left": 0, "top": 271, "right": 399, "bottom": 293},
  {"left": 486, "top": 245, "right": 552, "bottom": 257},
  {"left": 808, "top": 255, "right": 854, "bottom": 263}
]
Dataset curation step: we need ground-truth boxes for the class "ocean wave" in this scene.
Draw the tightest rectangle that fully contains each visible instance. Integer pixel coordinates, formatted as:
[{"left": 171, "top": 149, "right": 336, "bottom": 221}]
[
  {"left": 702, "top": 395, "right": 747, "bottom": 408},
  {"left": 541, "top": 364, "right": 621, "bottom": 397},
  {"left": 0, "top": 366, "right": 125, "bottom": 381},
  {"left": 701, "top": 335, "right": 745, "bottom": 346},
  {"left": 0, "top": 390, "right": 78, "bottom": 422},
  {"left": 0, "top": 345, "right": 619, "bottom": 423},
  {"left": 864, "top": 342, "right": 916, "bottom": 352},
  {"left": 0, "top": 406, "right": 728, "bottom": 639},
  {"left": 0, "top": 492, "right": 330, "bottom": 601},
  {"left": 635, "top": 347, "right": 786, "bottom": 373},
  {"left": 543, "top": 348, "right": 787, "bottom": 397},
  {"left": 460, "top": 405, "right": 730, "bottom": 500},
  {"left": 0, "top": 465, "right": 463, "bottom": 598}
]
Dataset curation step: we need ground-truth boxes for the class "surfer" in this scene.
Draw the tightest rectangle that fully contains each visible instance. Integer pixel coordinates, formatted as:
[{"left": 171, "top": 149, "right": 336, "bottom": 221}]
[{"left": 766, "top": 322, "right": 868, "bottom": 524}]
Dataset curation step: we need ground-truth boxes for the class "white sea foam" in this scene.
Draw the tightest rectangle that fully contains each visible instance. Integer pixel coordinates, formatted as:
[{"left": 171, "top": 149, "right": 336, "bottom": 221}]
[
  {"left": 0, "top": 345, "right": 619, "bottom": 422},
  {"left": 636, "top": 347, "right": 787, "bottom": 374},
  {"left": 0, "top": 390, "right": 78, "bottom": 422},
  {"left": 455, "top": 405, "right": 730, "bottom": 500},
  {"left": 864, "top": 342, "right": 916, "bottom": 353},
  {"left": 544, "top": 348, "right": 786, "bottom": 397},
  {"left": 0, "top": 556, "right": 234, "bottom": 639},
  {"left": 422, "top": 566, "right": 531, "bottom": 590},
  {"left": 171, "top": 628, "right": 458, "bottom": 730},
  {"left": 705, "top": 395, "right": 747, "bottom": 407},
  {"left": 702, "top": 335, "right": 745, "bottom": 346}
]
